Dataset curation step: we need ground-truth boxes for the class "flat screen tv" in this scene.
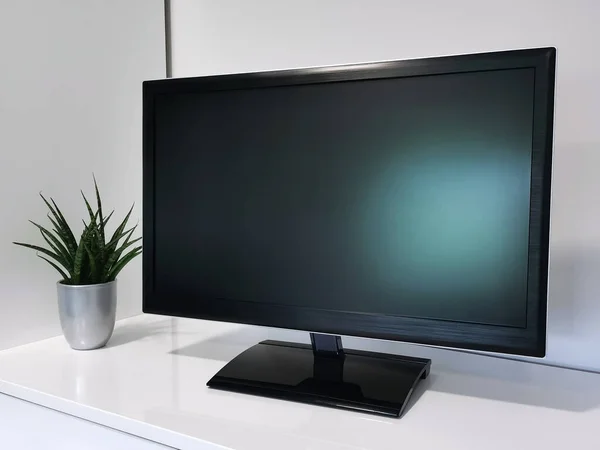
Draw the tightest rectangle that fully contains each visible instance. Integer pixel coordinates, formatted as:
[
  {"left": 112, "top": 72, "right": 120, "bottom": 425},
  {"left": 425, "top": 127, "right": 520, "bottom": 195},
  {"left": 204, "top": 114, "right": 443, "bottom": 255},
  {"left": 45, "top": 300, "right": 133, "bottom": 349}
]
[{"left": 143, "top": 47, "right": 555, "bottom": 417}]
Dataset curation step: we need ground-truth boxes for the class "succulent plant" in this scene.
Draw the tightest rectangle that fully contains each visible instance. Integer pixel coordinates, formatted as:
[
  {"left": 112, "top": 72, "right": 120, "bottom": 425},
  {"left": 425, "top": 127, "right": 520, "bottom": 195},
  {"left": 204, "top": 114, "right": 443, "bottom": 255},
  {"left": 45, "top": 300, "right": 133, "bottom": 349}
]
[{"left": 14, "top": 177, "right": 141, "bottom": 285}]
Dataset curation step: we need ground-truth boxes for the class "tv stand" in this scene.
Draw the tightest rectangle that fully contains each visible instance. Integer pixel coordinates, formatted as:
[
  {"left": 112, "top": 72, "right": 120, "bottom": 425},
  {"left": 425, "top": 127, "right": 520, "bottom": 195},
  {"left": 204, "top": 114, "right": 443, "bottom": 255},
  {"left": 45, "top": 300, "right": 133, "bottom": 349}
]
[{"left": 207, "top": 333, "right": 431, "bottom": 417}]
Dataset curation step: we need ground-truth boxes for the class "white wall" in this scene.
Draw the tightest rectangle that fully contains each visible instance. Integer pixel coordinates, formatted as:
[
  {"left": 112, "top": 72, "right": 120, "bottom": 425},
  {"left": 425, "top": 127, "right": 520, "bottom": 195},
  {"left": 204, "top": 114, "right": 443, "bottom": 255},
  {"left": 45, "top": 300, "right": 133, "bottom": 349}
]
[
  {"left": 0, "top": 1, "right": 166, "bottom": 349},
  {"left": 169, "top": 0, "right": 600, "bottom": 371}
]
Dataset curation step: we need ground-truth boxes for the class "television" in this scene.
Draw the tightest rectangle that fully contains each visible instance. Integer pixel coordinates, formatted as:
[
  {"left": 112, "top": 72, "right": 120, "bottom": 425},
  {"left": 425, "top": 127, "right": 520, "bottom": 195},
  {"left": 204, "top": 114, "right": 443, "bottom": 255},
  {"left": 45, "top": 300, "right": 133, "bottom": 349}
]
[{"left": 143, "top": 47, "right": 555, "bottom": 417}]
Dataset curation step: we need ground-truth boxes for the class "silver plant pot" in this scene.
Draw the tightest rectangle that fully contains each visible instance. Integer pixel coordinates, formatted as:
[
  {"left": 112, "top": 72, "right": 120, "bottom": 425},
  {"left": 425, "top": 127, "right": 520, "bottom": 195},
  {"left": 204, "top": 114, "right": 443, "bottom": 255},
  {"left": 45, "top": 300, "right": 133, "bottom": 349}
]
[{"left": 57, "top": 280, "right": 117, "bottom": 350}]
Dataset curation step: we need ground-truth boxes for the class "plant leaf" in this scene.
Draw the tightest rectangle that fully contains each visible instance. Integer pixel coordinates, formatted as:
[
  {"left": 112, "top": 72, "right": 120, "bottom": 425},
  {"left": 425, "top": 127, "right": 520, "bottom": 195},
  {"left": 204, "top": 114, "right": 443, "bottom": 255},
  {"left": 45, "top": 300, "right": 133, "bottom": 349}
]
[
  {"left": 107, "top": 246, "right": 142, "bottom": 281},
  {"left": 37, "top": 230, "right": 71, "bottom": 272},
  {"left": 102, "top": 226, "right": 136, "bottom": 281},
  {"left": 102, "top": 210, "right": 114, "bottom": 227},
  {"left": 109, "top": 235, "right": 142, "bottom": 278},
  {"left": 107, "top": 204, "right": 134, "bottom": 252},
  {"left": 79, "top": 210, "right": 100, "bottom": 284},
  {"left": 81, "top": 190, "right": 96, "bottom": 223},
  {"left": 37, "top": 254, "right": 70, "bottom": 282},
  {"left": 40, "top": 193, "right": 77, "bottom": 256},
  {"left": 29, "top": 221, "right": 73, "bottom": 269},
  {"left": 116, "top": 235, "right": 142, "bottom": 254},
  {"left": 46, "top": 214, "right": 75, "bottom": 259},
  {"left": 13, "top": 242, "right": 66, "bottom": 267},
  {"left": 83, "top": 239, "right": 98, "bottom": 283},
  {"left": 47, "top": 195, "right": 77, "bottom": 246},
  {"left": 93, "top": 175, "right": 105, "bottom": 242},
  {"left": 72, "top": 228, "right": 89, "bottom": 285},
  {"left": 105, "top": 224, "right": 137, "bottom": 252},
  {"left": 90, "top": 179, "right": 106, "bottom": 269}
]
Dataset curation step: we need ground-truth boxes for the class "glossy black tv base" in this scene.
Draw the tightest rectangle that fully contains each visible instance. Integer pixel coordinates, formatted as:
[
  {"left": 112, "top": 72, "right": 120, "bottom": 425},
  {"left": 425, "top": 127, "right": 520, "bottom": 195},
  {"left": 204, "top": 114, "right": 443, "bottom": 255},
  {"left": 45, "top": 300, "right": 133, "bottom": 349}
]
[{"left": 207, "top": 333, "right": 431, "bottom": 417}]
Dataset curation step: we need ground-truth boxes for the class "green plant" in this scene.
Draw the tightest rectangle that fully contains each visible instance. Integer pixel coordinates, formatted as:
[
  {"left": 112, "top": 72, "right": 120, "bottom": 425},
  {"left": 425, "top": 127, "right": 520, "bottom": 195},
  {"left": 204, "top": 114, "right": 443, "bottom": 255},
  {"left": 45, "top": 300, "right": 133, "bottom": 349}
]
[{"left": 14, "top": 177, "right": 141, "bottom": 285}]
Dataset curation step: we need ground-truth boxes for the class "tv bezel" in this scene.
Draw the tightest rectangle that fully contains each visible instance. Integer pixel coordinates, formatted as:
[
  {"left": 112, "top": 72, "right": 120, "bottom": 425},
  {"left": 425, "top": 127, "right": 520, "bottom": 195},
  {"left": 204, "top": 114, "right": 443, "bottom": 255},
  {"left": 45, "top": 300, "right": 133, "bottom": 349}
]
[{"left": 143, "top": 47, "right": 555, "bottom": 357}]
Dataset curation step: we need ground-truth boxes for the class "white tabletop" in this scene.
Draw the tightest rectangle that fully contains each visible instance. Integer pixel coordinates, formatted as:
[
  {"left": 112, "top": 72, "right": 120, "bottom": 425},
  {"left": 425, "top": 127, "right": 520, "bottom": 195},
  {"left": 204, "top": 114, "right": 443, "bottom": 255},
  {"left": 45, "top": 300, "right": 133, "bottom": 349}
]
[{"left": 0, "top": 314, "right": 598, "bottom": 450}]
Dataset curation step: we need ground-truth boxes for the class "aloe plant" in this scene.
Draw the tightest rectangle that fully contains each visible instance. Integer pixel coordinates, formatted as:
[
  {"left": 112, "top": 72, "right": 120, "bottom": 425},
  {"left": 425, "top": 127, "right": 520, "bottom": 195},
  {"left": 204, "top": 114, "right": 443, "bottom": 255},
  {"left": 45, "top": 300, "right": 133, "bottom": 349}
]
[{"left": 14, "top": 177, "right": 141, "bottom": 285}]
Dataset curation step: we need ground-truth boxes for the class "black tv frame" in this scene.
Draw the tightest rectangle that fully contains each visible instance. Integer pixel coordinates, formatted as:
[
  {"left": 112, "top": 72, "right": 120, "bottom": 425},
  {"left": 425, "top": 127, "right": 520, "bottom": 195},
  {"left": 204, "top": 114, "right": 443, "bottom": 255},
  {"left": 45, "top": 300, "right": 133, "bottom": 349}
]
[{"left": 143, "top": 47, "right": 555, "bottom": 358}]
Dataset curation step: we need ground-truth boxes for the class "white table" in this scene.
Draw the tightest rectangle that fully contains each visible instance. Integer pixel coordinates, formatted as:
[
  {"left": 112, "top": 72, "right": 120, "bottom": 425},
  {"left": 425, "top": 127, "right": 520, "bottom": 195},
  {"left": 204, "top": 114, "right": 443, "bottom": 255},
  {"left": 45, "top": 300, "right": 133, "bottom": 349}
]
[
  {"left": 0, "top": 314, "right": 598, "bottom": 450},
  {"left": 0, "top": 393, "right": 170, "bottom": 449}
]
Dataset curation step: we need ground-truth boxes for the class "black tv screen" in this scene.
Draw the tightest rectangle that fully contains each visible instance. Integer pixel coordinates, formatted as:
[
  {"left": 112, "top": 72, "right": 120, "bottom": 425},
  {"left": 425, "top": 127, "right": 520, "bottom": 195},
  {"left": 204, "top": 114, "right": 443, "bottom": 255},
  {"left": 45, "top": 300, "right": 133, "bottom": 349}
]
[{"left": 144, "top": 48, "right": 555, "bottom": 356}]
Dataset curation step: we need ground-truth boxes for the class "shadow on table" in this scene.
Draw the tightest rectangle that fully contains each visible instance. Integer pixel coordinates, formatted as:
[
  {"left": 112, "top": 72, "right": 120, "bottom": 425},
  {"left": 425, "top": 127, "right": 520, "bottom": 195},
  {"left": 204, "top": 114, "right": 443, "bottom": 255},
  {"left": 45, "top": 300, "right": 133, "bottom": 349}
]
[
  {"left": 170, "top": 326, "right": 266, "bottom": 361},
  {"left": 105, "top": 320, "right": 173, "bottom": 349}
]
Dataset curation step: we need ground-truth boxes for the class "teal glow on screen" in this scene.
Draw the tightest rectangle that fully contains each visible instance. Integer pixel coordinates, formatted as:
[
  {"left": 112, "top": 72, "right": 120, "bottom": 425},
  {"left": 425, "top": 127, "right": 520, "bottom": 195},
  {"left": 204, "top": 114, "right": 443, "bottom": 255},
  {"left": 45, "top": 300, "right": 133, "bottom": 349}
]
[{"left": 155, "top": 68, "right": 535, "bottom": 328}]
